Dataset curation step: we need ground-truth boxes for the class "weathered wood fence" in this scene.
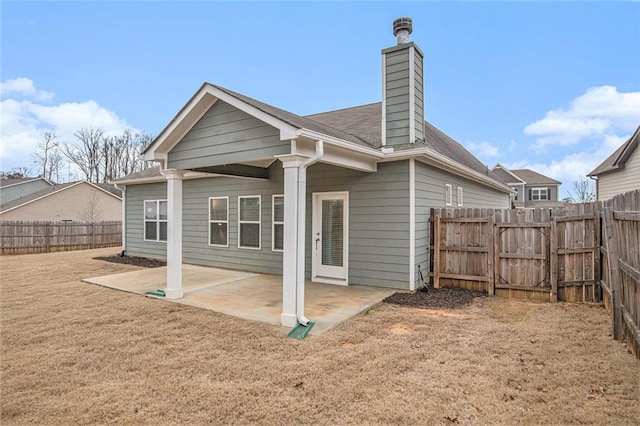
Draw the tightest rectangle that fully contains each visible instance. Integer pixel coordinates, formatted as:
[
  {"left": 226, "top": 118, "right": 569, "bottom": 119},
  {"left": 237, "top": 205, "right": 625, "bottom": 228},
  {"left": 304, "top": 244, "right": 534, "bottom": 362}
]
[
  {"left": 0, "top": 221, "right": 122, "bottom": 255},
  {"left": 430, "top": 189, "right": 639, "bottom": 358}
]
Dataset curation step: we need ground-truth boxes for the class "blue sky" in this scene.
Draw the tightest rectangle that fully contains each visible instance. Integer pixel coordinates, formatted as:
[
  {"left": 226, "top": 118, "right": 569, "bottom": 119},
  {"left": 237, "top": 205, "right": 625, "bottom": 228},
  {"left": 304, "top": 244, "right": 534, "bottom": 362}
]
[{"left": 1, "top": 1, "right": 639, "bottom": 197}]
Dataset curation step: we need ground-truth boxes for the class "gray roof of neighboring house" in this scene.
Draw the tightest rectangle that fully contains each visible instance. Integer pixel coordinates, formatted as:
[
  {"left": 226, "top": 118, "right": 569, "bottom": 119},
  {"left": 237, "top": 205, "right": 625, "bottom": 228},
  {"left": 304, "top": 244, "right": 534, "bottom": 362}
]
[
  {"left": 114, "top": 166, "right": 162, "bottom": 181},
  {"left": 0, "top": 181, "right": 121, "bottom": 212},
  {"left": 0, "top": 177, "right": 49, "bottom": 188},
  {"left": 489, "top": 167, "right": 521, "bottom": 185},
  {"left": 510, "top": 169, "right": 561, "bottom": 185},
  {"left": 588, "top": 125, "right": 640, "bottom": 177}
]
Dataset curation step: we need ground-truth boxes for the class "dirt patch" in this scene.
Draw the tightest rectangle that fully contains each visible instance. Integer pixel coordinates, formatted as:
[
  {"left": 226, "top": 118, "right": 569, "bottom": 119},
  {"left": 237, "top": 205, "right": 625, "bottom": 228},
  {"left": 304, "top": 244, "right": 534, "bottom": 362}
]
[
  {"left": 1, "top": 248, "right": 639, "bottom": 425},
  {"left": 383, "top": 286, "right": 487, "bottom": 309},
  {"left": 93, "top": 254, "right": 166, "bottom": 268}
]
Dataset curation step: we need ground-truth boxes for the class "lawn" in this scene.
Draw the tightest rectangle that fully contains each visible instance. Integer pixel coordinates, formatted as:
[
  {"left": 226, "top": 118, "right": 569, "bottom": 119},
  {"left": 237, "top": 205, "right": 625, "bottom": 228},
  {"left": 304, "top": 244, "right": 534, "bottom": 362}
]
[{"left": 1, "top": 248, "right": 638, "bottom": 424}]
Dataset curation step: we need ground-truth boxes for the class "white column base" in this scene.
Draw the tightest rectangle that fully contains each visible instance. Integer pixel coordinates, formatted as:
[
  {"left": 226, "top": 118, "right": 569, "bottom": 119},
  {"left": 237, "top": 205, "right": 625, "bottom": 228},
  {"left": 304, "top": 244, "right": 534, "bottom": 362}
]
[
  {"left": 165, "top": 288, "right": 184, "bottom": 299},
  {"left": 281, "top": 313, "right": 298, "bottom": 327}
]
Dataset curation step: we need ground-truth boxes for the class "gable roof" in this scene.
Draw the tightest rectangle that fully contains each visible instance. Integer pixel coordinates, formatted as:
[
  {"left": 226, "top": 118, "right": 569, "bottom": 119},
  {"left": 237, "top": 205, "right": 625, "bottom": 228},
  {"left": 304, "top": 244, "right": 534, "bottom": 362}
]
[
  {"left": 0, "top": 181, "right": 122, "bottom": 213},
  {"left": 0, "top": 177, "right": 53, "bottom": 188},
  {"left": 588, "top": 125, "right": 640, "bottom": 177},
  {"left": 510, "top": 169, "right": 561, "bottom": 185}
]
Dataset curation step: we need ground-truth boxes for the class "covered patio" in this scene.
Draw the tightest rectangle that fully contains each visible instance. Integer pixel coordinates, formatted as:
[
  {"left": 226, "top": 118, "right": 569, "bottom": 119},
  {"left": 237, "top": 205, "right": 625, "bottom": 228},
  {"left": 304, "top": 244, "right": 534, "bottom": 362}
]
[{"left": 83, "top": 265, "right": 395, "bottom": 335}]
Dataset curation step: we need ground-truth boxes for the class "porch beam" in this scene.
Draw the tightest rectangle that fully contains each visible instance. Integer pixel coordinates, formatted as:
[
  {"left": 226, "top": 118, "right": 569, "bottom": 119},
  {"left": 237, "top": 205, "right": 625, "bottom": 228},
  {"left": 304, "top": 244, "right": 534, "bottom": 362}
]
[{"left": 161, "top": 168, "right": 185, "bottom": 299}]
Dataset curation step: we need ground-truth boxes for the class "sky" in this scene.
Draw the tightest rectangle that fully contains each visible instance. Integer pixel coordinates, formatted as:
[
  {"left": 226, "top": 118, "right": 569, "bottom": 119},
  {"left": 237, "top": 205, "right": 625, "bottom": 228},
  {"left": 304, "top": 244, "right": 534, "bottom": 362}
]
[{"left": 1, "top": 1, "right": 639, "bottom": 198}]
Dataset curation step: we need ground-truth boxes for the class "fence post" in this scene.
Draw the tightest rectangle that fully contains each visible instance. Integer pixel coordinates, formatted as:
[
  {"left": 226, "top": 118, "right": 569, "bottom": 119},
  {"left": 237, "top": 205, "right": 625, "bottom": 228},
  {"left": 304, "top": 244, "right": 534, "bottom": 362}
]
[
  {"left": 603, "top": 207, "right": 622, "bottom": 340},
  {"left": 90, "top": 222, "right": 95, "bottom": 249},
  {"left": 433, "top": 214, "right": 441, "bottom": 289},
  {"left": 487, "top": 212, "right": 495, "bottom": 295},
  {"left": 45, "top": 222, "right": 51, "bottom": 253},
  {"left": 550, "top": 216, "right": 558, "bottom": 302},
  {"left": 593, "top": 206, "right": 601, "bottom": 302}
]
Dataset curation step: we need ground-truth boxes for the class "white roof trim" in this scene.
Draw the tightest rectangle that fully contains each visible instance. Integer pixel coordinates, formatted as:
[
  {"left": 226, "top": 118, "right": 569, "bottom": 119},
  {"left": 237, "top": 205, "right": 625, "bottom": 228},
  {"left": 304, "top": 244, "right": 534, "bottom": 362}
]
[
  {"left": 0, "top": 181, "right": 120, "bottom": 215},
  {"left": 143, "top": 84, "right": 299, "bottom": 162}
]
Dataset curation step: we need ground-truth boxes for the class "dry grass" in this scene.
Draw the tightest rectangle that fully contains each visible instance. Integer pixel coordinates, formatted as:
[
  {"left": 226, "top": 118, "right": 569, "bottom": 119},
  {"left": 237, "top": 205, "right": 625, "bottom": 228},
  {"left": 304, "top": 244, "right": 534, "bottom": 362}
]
[{"left": 1, "top": 248, "right": 639, "bottom": 425}]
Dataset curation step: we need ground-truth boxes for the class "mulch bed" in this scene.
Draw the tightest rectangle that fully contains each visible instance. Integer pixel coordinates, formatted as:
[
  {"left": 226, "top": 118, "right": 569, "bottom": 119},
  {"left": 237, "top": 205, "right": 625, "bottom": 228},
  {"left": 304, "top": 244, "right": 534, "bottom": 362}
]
[
  {"left": 383, "top": 286, "right": 487, "bottom": 310},
  {"left": 93, "top": 255, "right": 167, "bottom": 268}
]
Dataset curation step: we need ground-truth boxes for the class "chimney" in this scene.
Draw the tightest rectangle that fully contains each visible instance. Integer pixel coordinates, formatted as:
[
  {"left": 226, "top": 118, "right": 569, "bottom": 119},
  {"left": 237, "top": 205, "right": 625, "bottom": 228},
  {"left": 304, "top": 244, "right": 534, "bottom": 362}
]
[{"left": 381, "top": 17, "right": 425, "bottom": 148}]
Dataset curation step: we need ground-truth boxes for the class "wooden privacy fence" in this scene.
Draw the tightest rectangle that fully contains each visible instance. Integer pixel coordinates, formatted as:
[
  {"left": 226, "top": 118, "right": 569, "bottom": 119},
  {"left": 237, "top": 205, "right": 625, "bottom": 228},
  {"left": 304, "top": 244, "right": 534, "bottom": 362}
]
[
  {"left": 0, "top": 221, "right": 122, "bottom": 255},
  {"left": 430, "top": 189, "right": 639, "bottom": 358}
]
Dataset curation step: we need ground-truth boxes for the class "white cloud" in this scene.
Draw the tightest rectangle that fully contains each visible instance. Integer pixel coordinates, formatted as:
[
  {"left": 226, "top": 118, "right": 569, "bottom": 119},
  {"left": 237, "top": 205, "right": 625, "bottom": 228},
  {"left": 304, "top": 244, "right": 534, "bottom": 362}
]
[
  {"left": 524, "top": 86, "right": 640, "bottom": 149},
  {"left": 465, "top": 140, "right": 500, "bottom": 160},
  {"left": 0, "top": 78, "right": 136, "bottom": 172},
  {"left": 0, "top": 77, "right": 54, "bottom": 101}
]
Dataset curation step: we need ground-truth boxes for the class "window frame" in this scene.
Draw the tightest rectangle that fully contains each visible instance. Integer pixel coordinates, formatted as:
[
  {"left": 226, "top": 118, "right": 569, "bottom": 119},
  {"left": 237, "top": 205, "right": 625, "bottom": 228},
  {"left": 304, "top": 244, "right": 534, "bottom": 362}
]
[
  {"left": 457, "top": 186, "right": 464, "bottom": 207},
  {"left": 272, "top": 194, "right": 284, "bottom": 252},
  {"left": 143, "top": 200, "right": 167, "bottom": 242},
  {"left": 531, "top": 187, "right": 549, "bottom": 201},
  {"left": 208, "top": 196, "right": 229, "bottom": 247},
  {"left": 238, "top": 195, "right": 261, "bottom": 250},
  {"left": 445, "top": 184, "right": 453, "bottom": 206}
]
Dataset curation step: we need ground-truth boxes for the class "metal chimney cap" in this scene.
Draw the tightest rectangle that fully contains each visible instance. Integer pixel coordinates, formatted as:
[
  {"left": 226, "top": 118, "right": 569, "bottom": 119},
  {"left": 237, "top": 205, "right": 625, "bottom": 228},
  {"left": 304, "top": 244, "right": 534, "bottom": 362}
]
[{"left": 392, "top": 17, "right": 413, "bottom": 36}]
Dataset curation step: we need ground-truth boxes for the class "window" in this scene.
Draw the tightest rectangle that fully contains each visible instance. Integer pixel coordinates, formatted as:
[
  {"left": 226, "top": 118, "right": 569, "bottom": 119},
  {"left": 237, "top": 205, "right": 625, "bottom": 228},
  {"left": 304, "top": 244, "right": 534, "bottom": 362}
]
[
  {"left": 457, "top": 187, "right": 464, "bottom": 207},
  {"left": 445, "top": 184, "right": 452, "bottom": 206},
  {"left": 531, "top": 188, "right": 549, "bottom": 201},
  {"left": 209, "top": 197, "right": 228, "bottom": 247},
  {"left": 272, "top": 195, "right": 284, "bottom": 252},
  {"left": 239, "top": 195, "right": 261, "bottom": 249},
  {"left": 512, "top": 187, "right": 519, "bottom": 201},
  {"left": 144, "top": 200, "right": 167, "bottom": 242}
]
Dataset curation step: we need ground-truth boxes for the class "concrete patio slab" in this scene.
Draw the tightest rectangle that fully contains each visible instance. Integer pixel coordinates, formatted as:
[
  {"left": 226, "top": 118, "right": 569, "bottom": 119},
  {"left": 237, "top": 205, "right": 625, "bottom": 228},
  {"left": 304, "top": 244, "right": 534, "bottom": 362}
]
[{"left": 83, "top": 265, "right": 395, "bottom": 335}]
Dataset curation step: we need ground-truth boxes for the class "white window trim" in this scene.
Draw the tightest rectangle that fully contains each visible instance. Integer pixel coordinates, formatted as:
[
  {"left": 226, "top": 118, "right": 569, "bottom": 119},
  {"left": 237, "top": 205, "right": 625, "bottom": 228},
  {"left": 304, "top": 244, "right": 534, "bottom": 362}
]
[
  {"left": 272, "top": 194, "right": 284, "bottom": 252},
  {"left": 208, "top": 196, "right": 229, "bottom": 247},
  {"left": 143, "top": 199, "right": 167, "bottom": 242},
  {"left": 238, "top": 195, "right": 261, "bottom": 250},
  {"left": 531, "top": 187, "right": 549, "bottom": 201},
  {"left": 457, "top": 186, "right": 464, "bottom": 207},
  {"left": 445, "top": 184, "right": 452, "bottom": 206}
]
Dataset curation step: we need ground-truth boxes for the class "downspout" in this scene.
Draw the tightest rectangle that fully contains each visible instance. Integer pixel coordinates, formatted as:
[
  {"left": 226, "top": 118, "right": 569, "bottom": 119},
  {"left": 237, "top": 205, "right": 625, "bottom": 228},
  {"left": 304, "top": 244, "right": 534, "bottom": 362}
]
[
  {"left": 114, "top": 182, "right": 126, "bottom": 255},
  {"left": 296, "top": 140, "right": 324, "bottom": 326}
]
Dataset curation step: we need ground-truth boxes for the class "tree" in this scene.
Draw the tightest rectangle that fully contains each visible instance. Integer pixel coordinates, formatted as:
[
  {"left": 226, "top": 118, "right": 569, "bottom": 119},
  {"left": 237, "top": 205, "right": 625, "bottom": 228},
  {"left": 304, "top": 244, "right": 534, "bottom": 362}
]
[
  {"left": 60, "top": 127, "right": 105, "bottom": 183},
  {"left": 568, "top": 177, "right": 595, "bottom": 203},
  {"left": 81, "top": 189, "right": 102, "bottom": 222},
  {"left": 33, "top": 131, "right": 63, "bottom": 182},
  {"left": 0, "top": 167, "right": 33, "bottom": 179}
]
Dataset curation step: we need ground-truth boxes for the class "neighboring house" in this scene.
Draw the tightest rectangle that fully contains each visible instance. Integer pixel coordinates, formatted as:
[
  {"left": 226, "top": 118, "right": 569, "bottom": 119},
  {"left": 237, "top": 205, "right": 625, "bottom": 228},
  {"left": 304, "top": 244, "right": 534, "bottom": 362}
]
[
  {"left": 491, "top": 164, "right": 562, "bottom": 207},
  {"left": 0, "top": 177, "right": 54, "bottom": 206},
  {"left": 588, "top": 125, "right": 640, "bottom": 201},
  {"left": 0, "top": 180, "right": 122, "bottom": 222},
  {"left": 114, "top": 18, "right": 512, "bottom": 327}
]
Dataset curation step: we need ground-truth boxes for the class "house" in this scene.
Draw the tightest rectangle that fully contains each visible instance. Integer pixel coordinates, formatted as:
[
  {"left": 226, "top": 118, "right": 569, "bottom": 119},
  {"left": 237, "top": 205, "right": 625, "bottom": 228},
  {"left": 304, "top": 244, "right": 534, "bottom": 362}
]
[
  {"left": 0, "top": 180, "right": 122, "bottom": 222},
  {"left": 588, "top": 125, "right": 640, "bottom": 201},
  {"left": 491, "top": 164, "right": 562, "bottom": 207},
  {"left": 0, "top": 177, "right": 54, "bottom": 206},
  {"left": 114, "top": 17, "right": 512, "bottom": 327}
]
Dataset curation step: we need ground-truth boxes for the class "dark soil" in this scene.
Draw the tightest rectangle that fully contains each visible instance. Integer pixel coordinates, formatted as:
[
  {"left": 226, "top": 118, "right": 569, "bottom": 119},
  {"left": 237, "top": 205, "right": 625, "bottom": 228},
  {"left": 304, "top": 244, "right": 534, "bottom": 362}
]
[
  {"left": 93, "top": 255, "right": 166, "bottom": 268},
  {"left": 383, "top": 286, "right": 487, "bottom": 310}
]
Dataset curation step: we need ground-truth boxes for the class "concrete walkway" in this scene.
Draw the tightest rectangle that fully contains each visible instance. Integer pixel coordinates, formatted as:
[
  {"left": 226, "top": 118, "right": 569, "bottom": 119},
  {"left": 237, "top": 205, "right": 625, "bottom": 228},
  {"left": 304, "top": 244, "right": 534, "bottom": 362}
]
[{"left": 83, "top": 265, "right": 395, "bottom": 335}]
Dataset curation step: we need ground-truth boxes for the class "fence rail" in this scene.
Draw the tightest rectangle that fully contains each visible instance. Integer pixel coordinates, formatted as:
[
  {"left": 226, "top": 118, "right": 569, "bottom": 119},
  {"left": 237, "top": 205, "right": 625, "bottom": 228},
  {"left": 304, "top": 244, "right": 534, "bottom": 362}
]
[
  {"left": 430, "top": 189, "right": 639, "bottom": 358},
  {"left": 0, "top": 221, "right": 122, "bottom": 255}
]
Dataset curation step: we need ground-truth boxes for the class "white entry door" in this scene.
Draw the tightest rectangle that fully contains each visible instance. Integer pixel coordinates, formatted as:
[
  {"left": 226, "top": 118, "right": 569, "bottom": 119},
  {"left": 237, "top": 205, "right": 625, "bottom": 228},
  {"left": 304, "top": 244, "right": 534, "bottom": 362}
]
[{"left": 312, "top": 192, "right": 348, "bottom": 285}]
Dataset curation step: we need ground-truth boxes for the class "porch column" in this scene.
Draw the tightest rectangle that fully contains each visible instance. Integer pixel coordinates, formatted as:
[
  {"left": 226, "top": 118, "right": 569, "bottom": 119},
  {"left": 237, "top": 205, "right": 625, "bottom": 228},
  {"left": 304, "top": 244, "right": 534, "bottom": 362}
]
[
  {"left": 278, "top": 155, "right": 310, "bottom": 327},
  {"left": 162, "top": 169, "right": 185, "bottom": 299}
]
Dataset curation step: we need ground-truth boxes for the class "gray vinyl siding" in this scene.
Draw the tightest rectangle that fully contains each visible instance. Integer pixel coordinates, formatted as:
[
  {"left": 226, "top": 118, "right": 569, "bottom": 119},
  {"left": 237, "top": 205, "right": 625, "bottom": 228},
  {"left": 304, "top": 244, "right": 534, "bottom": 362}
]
[
  {"left": 0, "top": 180, "right": 51, "bottom": 206},
  {"left": 384, "top": 47, "right": 411, "bottom": 146},
  {"left": 124, "top": 183, "right": 168, "bottom": 260},
  {"left": 307, "top": 161, "right": 410, "bottom": 289},
  {"left": 167, "top": 100, "right": 290, "bottom": 170},
  {"left": 414, "top": 49, "right": 424, "bottom": 142},
  {"left": 414, "top": 161, "right": 510, "bottom": 286},
  {"left": 597, "top": 147, "right": 640, "bottom": 200}
]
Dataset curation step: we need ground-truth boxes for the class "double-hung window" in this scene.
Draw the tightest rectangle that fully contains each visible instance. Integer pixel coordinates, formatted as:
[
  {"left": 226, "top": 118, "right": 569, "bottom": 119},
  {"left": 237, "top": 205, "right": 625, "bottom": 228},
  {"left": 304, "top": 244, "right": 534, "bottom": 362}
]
[
  {"left": 144, "top": 200, "right": 167, "bottom": 242},
  {"left": 239, "top": 195, "right": 261, "bottom": 249},
  {"left": 209, "top": 197, "right": 229, "bottom": 247},
  {"left": 272, "top": 195, "right": 284, "bottom": 252},
  {"left": 531, "top": 188, "right": 549, "bottom": 201},
  {"left": 445, "top": 184, "right": 453, "bottom": 206}
]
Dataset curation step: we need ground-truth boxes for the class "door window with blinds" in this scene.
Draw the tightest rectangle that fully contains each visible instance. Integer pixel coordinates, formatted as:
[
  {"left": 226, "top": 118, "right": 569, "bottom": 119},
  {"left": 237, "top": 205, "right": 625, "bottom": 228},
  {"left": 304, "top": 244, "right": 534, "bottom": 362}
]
[
  {"left": 272, "top": 195, "right": 284, "bottom": 251},
  {"left": 238, "top": 195, "right": 261, "bottom": 249},
  {"left": 321, "top": 199, "right": 344, "bottom": 267},
  {"left": 209, "top": 197, "right": 228, "bottom": 247}
]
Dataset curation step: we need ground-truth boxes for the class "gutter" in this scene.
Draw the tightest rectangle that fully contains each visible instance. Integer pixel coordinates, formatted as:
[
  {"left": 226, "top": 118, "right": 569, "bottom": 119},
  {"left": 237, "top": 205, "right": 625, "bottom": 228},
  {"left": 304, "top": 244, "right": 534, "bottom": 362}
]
[{"left": 295, "top": 139, "right": 324, "bottom": 326}]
